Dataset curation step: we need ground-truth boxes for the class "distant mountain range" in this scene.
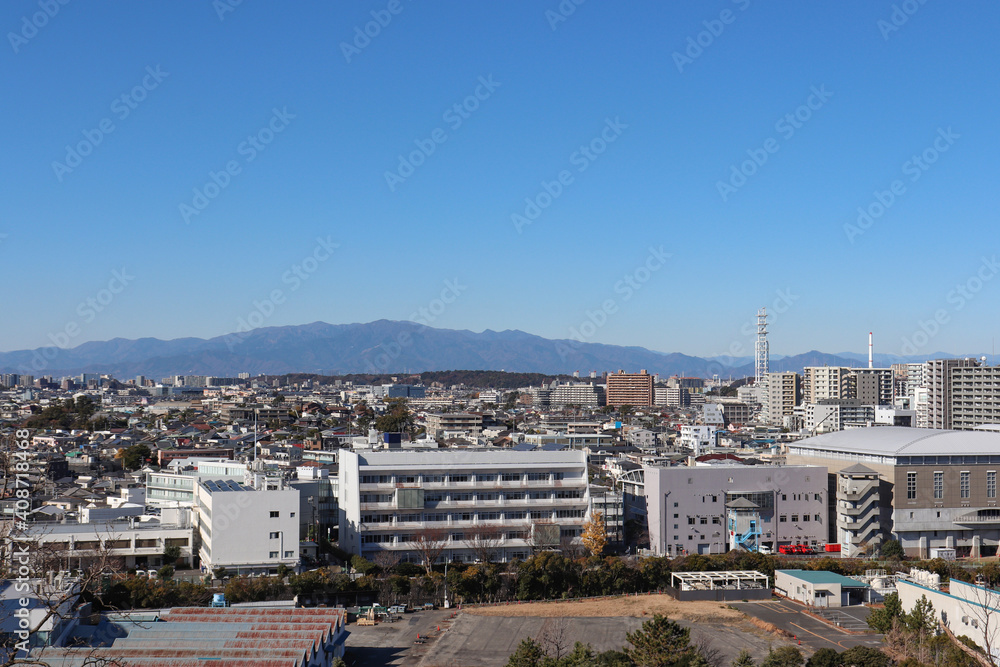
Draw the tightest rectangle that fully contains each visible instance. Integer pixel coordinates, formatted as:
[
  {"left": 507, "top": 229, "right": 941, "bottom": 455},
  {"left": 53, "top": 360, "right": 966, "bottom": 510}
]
[{"left": 0, "top": 320, "right": 979, "bottom": 380}]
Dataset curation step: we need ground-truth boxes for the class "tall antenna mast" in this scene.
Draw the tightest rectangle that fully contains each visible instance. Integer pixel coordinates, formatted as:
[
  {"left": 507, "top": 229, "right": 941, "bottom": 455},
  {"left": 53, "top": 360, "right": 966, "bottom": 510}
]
[{"left": 754, "top": 307, "right": 769, "bottom": 386}]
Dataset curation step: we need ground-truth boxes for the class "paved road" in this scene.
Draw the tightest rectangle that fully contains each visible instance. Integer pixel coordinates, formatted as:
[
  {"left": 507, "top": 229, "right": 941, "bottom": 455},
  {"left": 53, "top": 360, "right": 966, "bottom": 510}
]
[{"left": 732, "top": 600, "right": 884, "bottom": 653}]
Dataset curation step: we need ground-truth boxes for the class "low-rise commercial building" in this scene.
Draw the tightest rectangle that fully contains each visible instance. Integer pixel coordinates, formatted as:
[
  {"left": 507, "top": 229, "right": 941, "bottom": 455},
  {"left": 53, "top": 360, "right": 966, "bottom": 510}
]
[{"left": 775, "top": 569, "right": 869, "bottom": 608}]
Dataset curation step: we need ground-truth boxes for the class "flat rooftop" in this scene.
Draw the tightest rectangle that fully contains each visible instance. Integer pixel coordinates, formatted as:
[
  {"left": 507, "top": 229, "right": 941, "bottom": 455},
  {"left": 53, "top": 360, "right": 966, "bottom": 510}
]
[{"left": 778, "top": 569, "right": 869, "bottom": 588}]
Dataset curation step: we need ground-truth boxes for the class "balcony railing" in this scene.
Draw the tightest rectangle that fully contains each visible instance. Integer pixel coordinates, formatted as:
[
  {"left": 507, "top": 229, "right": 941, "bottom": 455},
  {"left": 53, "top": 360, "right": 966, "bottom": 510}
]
[{"left": 955, "top": 509, "right": 1000, "bottom": 525}]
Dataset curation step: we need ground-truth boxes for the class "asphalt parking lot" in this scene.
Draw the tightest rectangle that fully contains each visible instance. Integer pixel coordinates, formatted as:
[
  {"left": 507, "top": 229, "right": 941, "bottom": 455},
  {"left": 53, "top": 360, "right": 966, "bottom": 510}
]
[
  {"left": 344, "top": 608, "right": 457, "bottom": 667},
  {"left": 345, "top": 609, "right": 804, "bottom": 667},
  {"left": 732, "top": 600, "right": 884, "bottom": 653}
]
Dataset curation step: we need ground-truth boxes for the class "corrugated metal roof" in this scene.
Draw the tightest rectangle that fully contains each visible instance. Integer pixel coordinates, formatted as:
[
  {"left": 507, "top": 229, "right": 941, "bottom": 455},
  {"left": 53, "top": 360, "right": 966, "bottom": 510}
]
[{"left": 34, "top": 606, "right": 351, "bottom": 667}]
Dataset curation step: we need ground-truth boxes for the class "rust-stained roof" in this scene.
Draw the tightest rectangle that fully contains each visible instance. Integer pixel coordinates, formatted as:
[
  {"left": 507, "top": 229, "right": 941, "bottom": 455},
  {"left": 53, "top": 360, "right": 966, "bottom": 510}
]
[{"left": 31, "top": 605, "right": 349, "bottom": 667}]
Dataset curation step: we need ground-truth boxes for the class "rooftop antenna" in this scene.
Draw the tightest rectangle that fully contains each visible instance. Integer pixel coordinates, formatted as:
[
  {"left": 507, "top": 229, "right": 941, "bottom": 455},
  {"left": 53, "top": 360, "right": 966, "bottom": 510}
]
[{"left": 868, "top": 332, "right": 873, "bottom": 369}]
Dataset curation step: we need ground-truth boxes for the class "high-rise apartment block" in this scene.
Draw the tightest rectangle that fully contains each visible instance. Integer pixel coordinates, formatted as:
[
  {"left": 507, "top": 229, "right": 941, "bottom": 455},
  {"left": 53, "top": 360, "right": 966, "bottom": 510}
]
[
  {"left": 925, "top": 358, "right": 980, "bottom": 429},
  {"left": 950, "top": 364, "right": 1000, "bottom": 430},
  {"left": 763, "top": 372, "right": 801, "bottom": 426},
  {"left": 606, "top": 370, "right": 654, "bottom": 407}
]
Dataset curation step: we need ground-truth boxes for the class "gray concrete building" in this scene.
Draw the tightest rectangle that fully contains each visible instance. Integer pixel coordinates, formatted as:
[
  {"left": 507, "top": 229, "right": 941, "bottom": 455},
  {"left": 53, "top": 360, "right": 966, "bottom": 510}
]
[{"left": 644, "top": 464, "right": 828, "bottom": 557}]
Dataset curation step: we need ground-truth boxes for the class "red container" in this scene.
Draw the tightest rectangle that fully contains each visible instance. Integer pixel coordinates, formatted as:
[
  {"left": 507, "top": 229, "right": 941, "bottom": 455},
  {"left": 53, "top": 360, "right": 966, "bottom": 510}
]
[{"left": 824, "top": 544, "right": 841, "bottom": 552}]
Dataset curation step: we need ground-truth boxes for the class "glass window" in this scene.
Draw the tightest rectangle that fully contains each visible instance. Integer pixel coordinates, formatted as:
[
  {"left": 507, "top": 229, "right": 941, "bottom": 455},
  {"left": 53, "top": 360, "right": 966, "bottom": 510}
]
[
  {"left": 989, "top": 471, "right": 997, "bottom": 499},
  {"left": 933, "top": 472, "right": 943, "bottom": 499},
  {"left": 907, "top": 472, "right": 917, "bottom": 500},
  {"left": 961, "top": 471, "right": 971, "bottom": 499}
]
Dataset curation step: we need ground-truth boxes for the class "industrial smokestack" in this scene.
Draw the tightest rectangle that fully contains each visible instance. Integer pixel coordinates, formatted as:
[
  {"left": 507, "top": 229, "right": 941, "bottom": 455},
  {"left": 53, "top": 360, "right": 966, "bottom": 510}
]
[{"left": 868, "top": 332, "right": 873, "bottom": 369}]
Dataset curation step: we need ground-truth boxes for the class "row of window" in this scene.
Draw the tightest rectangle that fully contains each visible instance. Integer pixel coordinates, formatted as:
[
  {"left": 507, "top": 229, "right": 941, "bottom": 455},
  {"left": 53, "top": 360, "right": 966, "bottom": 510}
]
[
  {"left": 363, "top": 509, "right": 586, "bottom": 524},
  {"left": 360, "top": 472, "right": 569, "bottom": 484},
  {"left": 424, "top": 490, "right": 583, "bottom": 503},
  {"left": 268, "top": 550, "right": 295, "bottom": 558},
  {"left": 678, "top": 492, "right": 822, "bottom": 505},
  {"left": 907, "top": 470, "right": 998, "bottom": 500},
  {"left": 361, "top": 528, "right": 583, "bottom": 545}
]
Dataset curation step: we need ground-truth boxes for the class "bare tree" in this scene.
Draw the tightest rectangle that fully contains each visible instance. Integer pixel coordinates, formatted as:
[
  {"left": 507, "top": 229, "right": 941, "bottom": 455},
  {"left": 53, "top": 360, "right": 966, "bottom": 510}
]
[
  {"left": 691, "top": 633, "right": 724, "bottom": 667},
  {"left": 464, "top": 524, "right": 504, "bottom": 564},
  {"left": 413, "top": 527, "right": 448, "bottom": 574},
  {"left": 960, "top": 582, "right": 1000, "bottom": 667},
  {"left": 372, "top": 550, "right": 401, "bottom": 604},
  {"left": 538, "top": 618, "right": 570, "bottom": 660},
  {"left": 526, "top": 522, "right": 559, "bottom": 555}
]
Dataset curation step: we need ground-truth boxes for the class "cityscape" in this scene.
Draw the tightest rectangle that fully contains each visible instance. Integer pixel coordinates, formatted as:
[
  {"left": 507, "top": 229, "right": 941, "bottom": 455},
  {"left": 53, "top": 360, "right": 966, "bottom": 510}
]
[{"left": 5, "top": 2, "right": 1000, "bottom": 667}]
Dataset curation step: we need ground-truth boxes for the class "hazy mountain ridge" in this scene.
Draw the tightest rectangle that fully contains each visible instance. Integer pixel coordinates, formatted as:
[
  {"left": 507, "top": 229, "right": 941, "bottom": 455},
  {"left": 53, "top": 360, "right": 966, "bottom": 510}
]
[{"left": 0, "top": 320, "right": 978, "bottom": 380}]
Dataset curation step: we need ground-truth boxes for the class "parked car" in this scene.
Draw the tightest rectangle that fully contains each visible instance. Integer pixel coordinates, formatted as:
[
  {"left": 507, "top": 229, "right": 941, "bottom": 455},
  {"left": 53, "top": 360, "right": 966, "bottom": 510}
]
[
  {"left": 758, "top": 545, "right": 773, "bottom": 555},
  {"left": 778, "top": 544, "right": 796, "bottom": 555}
]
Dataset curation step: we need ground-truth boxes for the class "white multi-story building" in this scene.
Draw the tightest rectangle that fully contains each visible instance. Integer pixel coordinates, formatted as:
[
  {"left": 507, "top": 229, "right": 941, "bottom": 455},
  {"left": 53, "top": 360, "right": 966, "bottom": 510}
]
[
  {"left": 679, "top": 425, "right": 717, "bottom": 454},
  {"left": 338, "top": 449, "right": 589, "bottom": 563},
  {"left": 194, "top": 478, "right": 300, "bottom": 575},
  {"left": 549, "top": 382, "right": 605, "bottom": 408}
]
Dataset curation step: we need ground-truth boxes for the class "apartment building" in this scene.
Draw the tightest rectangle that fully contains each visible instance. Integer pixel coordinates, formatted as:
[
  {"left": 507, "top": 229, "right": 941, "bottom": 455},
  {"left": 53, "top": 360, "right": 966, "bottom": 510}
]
[
  {"left": 763, "top": 372, "right": 801, "bottom": 426},
  {"left": 950, "top": 364, "right": 1000, "bottom": 430},
  {"left": 851, "top": 368, "right": 894, "bottom": 406},
  {"left": 786, "top": 427, "right": 1000, "bottom": 558},
  {"left": 803, "top": 367, "right": 850, "bottom": 404},
  {"left": 606, "top": 370, "right": 654, "bottom": 407},
  {"left": 549, "top": 382, "right": 605, "bottom": 408},
  {"left": 338, "top": 449, "right": 589, "bottom": 563},
  {"left": 424, "top": 412, "right": 483, "bottom": 439},
  {"left": 656, "top": 386, "right": 689, "bottom": 407},
  {"left": 645, "top": 464, "right": 829, "bottom": 557},
  {"left": 925, "top": 358, "right": 981, "bottom": 429},
  {"left": 892, "top": 362, "right": 925, "bottom": 399},
  {"left": 803, "top": 366, "right": 892, "bottom": 406},
  {"left": 679, "top": 425, "right": 717, "bottom": 454}
]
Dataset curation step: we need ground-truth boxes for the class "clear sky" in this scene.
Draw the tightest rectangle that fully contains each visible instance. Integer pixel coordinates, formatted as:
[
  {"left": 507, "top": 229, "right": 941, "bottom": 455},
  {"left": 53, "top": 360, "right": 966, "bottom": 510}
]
[{"left": 3, "top": 1, "right": 998, "bottom": 360}]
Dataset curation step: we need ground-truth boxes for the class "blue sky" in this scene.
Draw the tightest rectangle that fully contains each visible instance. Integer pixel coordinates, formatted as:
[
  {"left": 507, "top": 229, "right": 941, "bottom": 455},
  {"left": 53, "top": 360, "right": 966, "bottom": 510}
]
[{"left": 2, "top": 0, "right": 998, "bottom": 360}]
